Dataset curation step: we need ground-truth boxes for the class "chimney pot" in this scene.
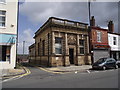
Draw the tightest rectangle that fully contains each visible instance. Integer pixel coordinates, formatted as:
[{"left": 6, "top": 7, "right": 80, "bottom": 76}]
[
  {"left": 108, "top": 20, "right": 114, "bottom": 33},
  {"left": 90, "top": 16, "right": 95, "bottom": 26}
]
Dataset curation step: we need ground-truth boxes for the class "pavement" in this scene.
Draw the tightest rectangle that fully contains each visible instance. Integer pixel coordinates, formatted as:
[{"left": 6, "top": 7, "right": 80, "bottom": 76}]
[
  {"left": 0, "top": 63, "right": 92, "bottom": 81},
  {"left": 35, "top": 64, "right": 92, "bottom": 74},
  {"left": 2, "top": 65, "right": 119, "bottom": 88},
  {"left": 0, "top": 66, "right": 28, "bottom": 80}
]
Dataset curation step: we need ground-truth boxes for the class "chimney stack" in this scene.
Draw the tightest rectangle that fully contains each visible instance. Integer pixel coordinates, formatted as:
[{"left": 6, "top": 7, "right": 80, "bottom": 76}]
[
  {"left": 108, "top": 20, "right": 114, "bottom": 33},
  {"left": 90, "top": 16, "right": 95, "bottom": 26}
]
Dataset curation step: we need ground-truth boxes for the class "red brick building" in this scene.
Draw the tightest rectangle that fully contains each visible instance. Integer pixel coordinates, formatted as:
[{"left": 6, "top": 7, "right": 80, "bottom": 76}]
[{"left": 90, "top": 16, "right": 110, "bottom": 63}]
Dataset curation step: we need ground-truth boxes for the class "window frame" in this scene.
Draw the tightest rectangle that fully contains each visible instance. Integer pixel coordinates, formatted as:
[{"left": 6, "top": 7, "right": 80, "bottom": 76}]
[
  {"left": 55, "top": 37, "right": 62, "bottom": 55},
  {"left": 42, "top": 40, "right": 45, "bottom": 56},
  {"left": 79, "top": 39, "right": 85, "bottom": 55},
  {"left": 38, "top": 42, "right": 40, "bottom": 56},
  {"left": 0, "top": 10, "right": 6, "bottom": 28},
  {"left": 0, "top": 0, "right": 6, "bottom": 4},
  {"left": 97, "top": 31, "right": 102, "bottom": 42},
  {"left": 113, "top": 37, "right": 117, "bottom": 45}
]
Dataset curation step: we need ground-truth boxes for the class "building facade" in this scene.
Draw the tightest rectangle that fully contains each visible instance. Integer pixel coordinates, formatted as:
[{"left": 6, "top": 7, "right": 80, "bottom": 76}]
[
  {"left": 0, "top": 0, "right": 18, "bottom": 69},
  {"left": 90, "top": 16, "right": 110, "bottom": 63},
  {"left": 107, "top": 20, "right": 120, "bottom": 61},
  {"left": 108, "top": 33, "right": 120, "bottom": 60},
  {"left": 29, "top": 17, "right": 91, "bottom": 67}
]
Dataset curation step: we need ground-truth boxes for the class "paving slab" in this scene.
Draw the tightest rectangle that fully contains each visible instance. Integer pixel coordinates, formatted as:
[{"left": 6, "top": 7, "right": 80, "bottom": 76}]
[
  {"left": 45, "top": 65, "right": 92, "bottom": 73},
  {"left": 0, "top": 68, "right": 26, "bottom": 82}
]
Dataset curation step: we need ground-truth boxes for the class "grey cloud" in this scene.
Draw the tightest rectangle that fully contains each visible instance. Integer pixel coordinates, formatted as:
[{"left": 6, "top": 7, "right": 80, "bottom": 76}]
[
  {"left": 20, "top": 2, "right": 118, "bottom": 33},
  {"left": 91, "top": 2, "right": 118, "bottom": 32},
  {"left": 19, "top": 2, "right": 119, "bottom": 54}
]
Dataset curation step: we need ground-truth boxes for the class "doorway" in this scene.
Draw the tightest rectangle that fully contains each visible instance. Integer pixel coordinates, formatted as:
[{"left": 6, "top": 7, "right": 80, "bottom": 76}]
[
  {"left": 69, "top": 48, "right": 74, "bottom": 64},
  {"left": 0, "top": 45, "right": 11, "bottom": 61}
]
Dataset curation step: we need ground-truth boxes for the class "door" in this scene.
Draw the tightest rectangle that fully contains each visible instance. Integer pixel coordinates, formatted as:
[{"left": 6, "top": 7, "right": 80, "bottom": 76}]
[
  {"left": 113, "top": 52, "right": 117, "bottom": 60},
  {"left": 69, "top": 48, "right": 74, "bottom": 64},
  {"left": 93, "top": 49, "right": 109, "bottom": 62}
]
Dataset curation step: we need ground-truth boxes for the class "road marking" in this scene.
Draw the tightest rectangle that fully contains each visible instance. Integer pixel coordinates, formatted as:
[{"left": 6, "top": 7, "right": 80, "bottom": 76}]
[
  {"left": 29, "top": 64, "right": 70, "bottom": 74},
  {"left": 86, "top": 70, "right": 90, "bottom": 73},
  {"left": 2, "top": 67, "right": 31, "bottom": 82},
  {"left": 37, "top": 66, "right": 66, "bottom": 74}
]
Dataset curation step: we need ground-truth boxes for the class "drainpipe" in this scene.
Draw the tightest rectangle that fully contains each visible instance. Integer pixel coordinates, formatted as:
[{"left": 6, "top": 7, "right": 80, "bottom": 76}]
[
  {"left": 15, "top": 1, "right": 19, "bottom": 69},
  {"left": 47, "top": 33, "right": 50, "bottom": 67}
]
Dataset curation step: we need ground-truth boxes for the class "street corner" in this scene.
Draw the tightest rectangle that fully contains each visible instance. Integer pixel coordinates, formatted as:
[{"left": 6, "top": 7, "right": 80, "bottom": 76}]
[
  {"left": 27, "top": 63, "right": 65, "bottom": 74},
  {"left": 37, "top": 65, "right": 93, "bottom": 74},
  {"left": 2, "top": 66, "right": 31, "bottom": 82},
  {"left": 37, "top": 66, "right": 67, "bottom": 74}
]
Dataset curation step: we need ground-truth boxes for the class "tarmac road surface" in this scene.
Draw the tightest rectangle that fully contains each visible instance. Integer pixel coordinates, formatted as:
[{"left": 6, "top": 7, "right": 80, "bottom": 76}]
[{"left": 2, "top": 64, "right": 119, "bottom": 88}]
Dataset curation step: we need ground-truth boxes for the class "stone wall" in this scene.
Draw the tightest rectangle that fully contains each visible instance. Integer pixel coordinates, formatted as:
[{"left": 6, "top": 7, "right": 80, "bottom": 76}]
[{"left": 29, "top": 18, "right": 91, "bottom": 67}]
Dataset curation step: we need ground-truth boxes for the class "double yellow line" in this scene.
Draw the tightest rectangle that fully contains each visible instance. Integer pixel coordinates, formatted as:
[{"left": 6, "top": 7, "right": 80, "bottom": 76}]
[
  {"left": 3, "top": 66, "right": 31, "bottom": 80},
  {"left": 37, "top": 67, "right": 66, "bottom": 74}
]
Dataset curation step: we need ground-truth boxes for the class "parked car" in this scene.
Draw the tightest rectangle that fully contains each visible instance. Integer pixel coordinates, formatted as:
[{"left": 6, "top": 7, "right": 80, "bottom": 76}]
[
  {"left": 92, "top": 58, "right": 118, "bottom": 70},
  {"left": 116, "top": 60, "right": 120, "bottom": 68}
]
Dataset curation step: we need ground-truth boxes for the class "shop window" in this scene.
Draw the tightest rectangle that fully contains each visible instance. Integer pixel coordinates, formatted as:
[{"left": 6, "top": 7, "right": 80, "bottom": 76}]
[
  {"left": 0, "top": 46, "right": 10, "bottom": 61},
  {"left": 0, "top": 10, "right": 6, "bottom": 27},
  {"left": 55, "top": 37, "right": 62, "bottom": 54},
  {"left": 79, "top": 40, "right": 84, "bottom": 54}
]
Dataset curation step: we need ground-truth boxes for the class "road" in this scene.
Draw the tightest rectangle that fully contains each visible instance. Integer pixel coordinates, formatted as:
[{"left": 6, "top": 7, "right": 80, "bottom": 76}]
[{"left": 2, "top": 65, "right": 119, "bottom": 88}]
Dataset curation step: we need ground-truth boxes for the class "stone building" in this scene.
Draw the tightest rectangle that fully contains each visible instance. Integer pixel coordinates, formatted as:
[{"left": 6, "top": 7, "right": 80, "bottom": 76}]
[{"left": 29, "top": 17, "right": 91, "bottom": 67}]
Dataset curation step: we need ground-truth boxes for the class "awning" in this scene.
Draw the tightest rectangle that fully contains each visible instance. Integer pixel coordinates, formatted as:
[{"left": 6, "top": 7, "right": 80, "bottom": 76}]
[{"left": 0, "top": 34, "right": 17, "bottom": 45}]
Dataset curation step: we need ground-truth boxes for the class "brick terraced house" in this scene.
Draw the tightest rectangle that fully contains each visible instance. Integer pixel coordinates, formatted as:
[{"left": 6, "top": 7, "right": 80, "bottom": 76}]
[
  {"left": 29, "top": 17, "right": 91, "bottom": 67},
  {"left": 90, "top": 16, "right": 110, "bottom": 63}
]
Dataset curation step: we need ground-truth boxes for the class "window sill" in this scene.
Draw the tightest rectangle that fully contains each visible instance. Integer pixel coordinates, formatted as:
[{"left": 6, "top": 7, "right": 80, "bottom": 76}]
[
  {"left": 55, "top": 54, "right": 62, "bottom": 55},
  {"left": 0, "top": 2, "right": 6, "bottom": 5},
  {"left": 79, "top": 54, "right": 85, "bottom": 56},
  {"left": 0, "top": 61, "right": 9, "bottom": 62},
  {"left": 97, "top": 41, "right": 102, "bottom": 43},
  {"left": 0, "top": 27, "right": 6, "bottom": 29}
]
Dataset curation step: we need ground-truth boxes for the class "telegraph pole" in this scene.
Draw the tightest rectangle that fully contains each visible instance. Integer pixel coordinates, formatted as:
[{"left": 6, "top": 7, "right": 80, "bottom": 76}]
[
  {"left": 88, "top": 0, "right": 93, "bottom": 64},
  {"left": 88, "top": 0, "right": 91, "bottom": 25},
  {"left": 23, "top": 41, "right": 25, "bottom": 55}
]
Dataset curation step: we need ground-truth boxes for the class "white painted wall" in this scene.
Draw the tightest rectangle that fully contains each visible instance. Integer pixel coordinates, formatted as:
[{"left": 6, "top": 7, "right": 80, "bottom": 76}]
[
  {"left": 108, "top": 33, "right": 120, "bottom": 51},
  {"left": 0, "top": 0, "right": 18, "bottom": 69},
  {"left": 0, "top": 0, "right": 18, "bottom": 34}
]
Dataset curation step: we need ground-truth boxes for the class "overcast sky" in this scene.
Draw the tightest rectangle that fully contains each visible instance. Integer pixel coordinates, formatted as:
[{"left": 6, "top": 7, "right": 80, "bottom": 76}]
[{"left": 18, "top": 1, "right": 119, "bottom": 54}]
